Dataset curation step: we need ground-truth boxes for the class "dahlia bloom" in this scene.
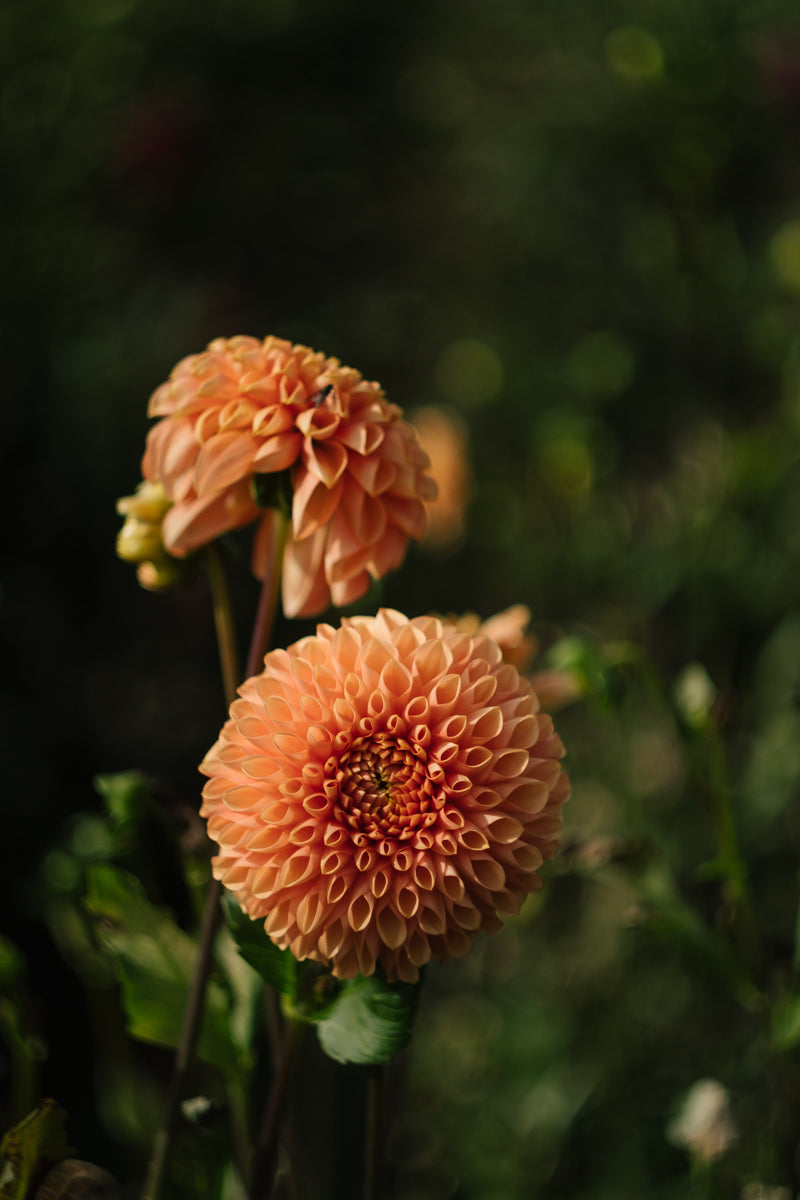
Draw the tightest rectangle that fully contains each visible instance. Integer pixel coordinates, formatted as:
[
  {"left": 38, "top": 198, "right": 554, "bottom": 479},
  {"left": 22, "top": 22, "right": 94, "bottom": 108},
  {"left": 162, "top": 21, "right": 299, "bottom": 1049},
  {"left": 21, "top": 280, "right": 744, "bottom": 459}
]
[
  {"left": 141, "top": 335, "right": 436, "bottom": 617},
  {"left": 200, "top": 609, "right": 569, "bottom": 983}
]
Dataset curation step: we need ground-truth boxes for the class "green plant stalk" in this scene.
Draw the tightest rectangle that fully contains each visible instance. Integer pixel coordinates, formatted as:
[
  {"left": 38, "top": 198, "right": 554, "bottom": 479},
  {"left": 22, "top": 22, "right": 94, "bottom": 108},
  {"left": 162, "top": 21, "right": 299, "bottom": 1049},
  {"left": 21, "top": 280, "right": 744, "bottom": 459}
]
[
  {"left": 142, "top": 514, "right": 288, "bottom": 1200},
  {"left": 705, "top": 731, "right": 750, "bottom": 910},
  {"left": 614, "top": 643, "right": 761, "bottom": 971}
]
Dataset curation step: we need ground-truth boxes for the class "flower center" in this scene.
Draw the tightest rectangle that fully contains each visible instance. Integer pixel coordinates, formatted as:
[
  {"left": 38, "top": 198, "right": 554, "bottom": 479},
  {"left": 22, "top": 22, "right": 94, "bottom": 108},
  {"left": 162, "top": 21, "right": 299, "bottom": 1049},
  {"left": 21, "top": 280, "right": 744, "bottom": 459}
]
[{"left": 335, "top": 732, "right": 437, "bottom": 840}]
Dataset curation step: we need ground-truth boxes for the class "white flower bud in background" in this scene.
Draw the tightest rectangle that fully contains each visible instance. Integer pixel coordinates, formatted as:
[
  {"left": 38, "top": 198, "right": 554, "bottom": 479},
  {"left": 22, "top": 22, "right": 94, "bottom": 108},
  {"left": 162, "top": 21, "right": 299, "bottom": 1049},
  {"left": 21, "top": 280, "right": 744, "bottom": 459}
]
[{"left": 667, "top": 1078, "right": 737, "bottom": 1162}]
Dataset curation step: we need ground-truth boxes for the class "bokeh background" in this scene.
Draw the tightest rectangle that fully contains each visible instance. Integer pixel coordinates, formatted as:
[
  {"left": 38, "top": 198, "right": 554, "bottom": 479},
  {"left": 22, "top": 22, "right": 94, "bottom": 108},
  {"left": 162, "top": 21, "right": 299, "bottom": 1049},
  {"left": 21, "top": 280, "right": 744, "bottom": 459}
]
[{"left": 4, "top": 0, "right": 800, "bottom": 1196}]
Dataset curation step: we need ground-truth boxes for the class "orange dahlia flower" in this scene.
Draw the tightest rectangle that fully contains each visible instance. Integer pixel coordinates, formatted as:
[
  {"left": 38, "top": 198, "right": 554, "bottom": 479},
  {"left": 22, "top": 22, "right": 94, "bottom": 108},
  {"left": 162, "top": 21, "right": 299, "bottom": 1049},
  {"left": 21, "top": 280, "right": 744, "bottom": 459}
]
[
  {"left": 200, "top": 609, "right": 570, "bottom": 983},
  {"left": 141, "top": 335, "right": 436, "bottom": 617}
]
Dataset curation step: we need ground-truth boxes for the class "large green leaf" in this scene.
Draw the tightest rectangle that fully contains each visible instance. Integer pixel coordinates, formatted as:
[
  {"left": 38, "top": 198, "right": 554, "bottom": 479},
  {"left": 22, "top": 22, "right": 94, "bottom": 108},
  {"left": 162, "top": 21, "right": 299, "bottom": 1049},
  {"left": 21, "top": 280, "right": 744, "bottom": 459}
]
[
  {"left": 315, "top": 974, "right": 420, "bottom": 1066},
  {"left": 0, "top": 1100, "right": 69, "bottom": 1200},
  {"left": 84, "top": 866, "right": 241, "bottom": 1076},
  {"left": 221, "top": 893, "right": 299, "bottom": 1000}
]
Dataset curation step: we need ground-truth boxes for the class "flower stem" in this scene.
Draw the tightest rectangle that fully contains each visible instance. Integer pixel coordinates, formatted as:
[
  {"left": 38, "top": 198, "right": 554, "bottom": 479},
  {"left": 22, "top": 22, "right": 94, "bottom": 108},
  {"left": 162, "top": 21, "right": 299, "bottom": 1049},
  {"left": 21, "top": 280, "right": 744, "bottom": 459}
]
[
  {"left": 245, "top": 511, "right": 289, "bottom": 679},
  {"left": 704, "top": 728, "right": 761, "bottom": 971},
  {"left": 248, "top": 1019, "right": 305, "bottom": 1200},
  {"left": 142, "top": 874, "right": 225, "bottom": 1200},
  {"left": 614, "top": 643, "right": 762, "bottom": 974},
  {"left": 142, "top": 518, "right": 288, "bottom": 1200},
  {"left": 243, "top": 512, "right": 290, "bottom": 1127},
  {"left": 363, "top": 1065, "right": 384, "bottom": 1200},
  {"left": 206, "top": 542, "right": 242, "bottom": 708}
]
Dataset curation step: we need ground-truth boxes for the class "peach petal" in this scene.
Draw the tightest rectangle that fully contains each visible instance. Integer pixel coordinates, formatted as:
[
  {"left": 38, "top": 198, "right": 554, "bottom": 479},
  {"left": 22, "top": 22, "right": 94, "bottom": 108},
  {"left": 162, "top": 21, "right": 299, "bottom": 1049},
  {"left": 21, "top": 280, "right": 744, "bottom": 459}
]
[
  {"left": 281, "top": 529, "right": 330, "bottom": 619},
  {"left": 193, "top": 431, "right": 259, "bottom": 494},
  {"left": 367, "top": 525, "right": 407, "bottom": 576},
  {"left": 346, "top": 452, "right": 397, "bottom": 496},
  {"left": 382, "top": 495, "right": 427, "bottom": 539},
  {"left": 304, "top": 437, "right": 349, "bottom": 488},
  {"left": 292, "top": 470, "right": 345, "bottom": 542},
  {"left": 376, "top": 905, "right": 406, "bottom": 950},
  {"left": 252, "top": 432, "right": 302, "bottom": 473},
  {"left": 341, "top": 485, "right": 387, "bottom": 547},
  {"left": 162, "top": 484, "right": 258, "bottom": 556},
  {"left": 336, "top": 421, "right": 385, "bottom": 455},
  {"left": 348, "top": 893, "right": 374, "bottom": 932}
]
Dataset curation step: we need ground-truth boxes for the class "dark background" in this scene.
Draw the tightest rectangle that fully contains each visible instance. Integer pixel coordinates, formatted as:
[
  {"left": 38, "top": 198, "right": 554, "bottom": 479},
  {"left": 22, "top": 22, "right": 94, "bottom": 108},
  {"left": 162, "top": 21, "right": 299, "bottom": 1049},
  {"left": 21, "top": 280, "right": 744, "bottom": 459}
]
[{"left": 4, "top": 0, "right": 800, "bottom": 1196}]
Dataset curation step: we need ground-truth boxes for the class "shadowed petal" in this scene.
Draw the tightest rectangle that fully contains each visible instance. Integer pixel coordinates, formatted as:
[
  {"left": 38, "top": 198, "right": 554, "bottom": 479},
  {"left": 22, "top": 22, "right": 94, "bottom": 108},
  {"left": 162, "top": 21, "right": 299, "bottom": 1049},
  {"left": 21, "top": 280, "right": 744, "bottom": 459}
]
[
  {"left": 162, "top": 481, "right": 257, "bottom": 555},
  {"left": 281, "top": 528, "right": 331, "bottom": 618},
  {"left": 293, "top": 469, "right": 344, "bottom": 542},
  {"left": 304, "top": 437, "right": 349, "bottom": 488}
]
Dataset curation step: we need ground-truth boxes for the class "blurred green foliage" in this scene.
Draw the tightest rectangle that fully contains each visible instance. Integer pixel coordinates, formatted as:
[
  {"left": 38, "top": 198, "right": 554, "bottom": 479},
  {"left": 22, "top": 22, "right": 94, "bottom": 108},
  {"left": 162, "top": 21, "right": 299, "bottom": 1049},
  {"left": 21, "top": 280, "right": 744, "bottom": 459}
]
[{"left": 4, "top": 0, "right": 800, "bottom": 1195}]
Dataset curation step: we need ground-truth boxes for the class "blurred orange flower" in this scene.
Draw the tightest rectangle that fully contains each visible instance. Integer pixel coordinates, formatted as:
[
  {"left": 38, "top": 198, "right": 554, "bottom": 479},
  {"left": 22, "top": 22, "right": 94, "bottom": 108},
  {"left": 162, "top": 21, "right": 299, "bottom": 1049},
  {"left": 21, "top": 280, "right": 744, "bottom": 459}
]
[
  {"left": 410, "top": 406, "right": 471, "bottom": 550},
  {"left": 141, "top": 336, "right": 436, "bottom": 617},
  {"left": 453, "top": 604, "right": 539, "bottom": 673},
  {"left": 449, "top": 605, "right": 582, "bottom": 711},
  {"left": 200, "top": 609, "right": 570, "bottom": 982}
]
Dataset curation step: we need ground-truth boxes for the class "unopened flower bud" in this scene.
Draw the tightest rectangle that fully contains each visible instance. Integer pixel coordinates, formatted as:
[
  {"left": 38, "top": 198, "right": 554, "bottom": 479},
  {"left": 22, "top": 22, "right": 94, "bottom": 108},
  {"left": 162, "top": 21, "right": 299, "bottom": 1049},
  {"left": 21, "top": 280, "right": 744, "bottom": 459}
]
[
  {"left": 116, "top": 481, "right": 182, "bottom": 591},
  {"left": 117, "top": 479, "right": 172, "bottom": 524},
  {"left": 674, "top": 663, "right": 718, "bottom": 733},
  {"left": 116, "top": 521, "right": 165, "bottom": 564},
  {"left": 136, "top": 560, "right": 185, "bottom": 592}
]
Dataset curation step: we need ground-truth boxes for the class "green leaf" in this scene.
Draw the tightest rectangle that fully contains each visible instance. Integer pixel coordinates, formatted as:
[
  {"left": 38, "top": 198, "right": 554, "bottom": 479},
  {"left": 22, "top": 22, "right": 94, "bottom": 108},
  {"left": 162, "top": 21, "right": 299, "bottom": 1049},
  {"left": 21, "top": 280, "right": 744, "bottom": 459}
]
[
  {"left": 0, "top": 1100, "right": 69, "bottom": 1199},
  {"left": 84, "top": 865, "right": 241, "bottom": 1076},
  {"left": 315, "top": 974, "right": 420, "bottom": 1066},
  {"left": 221, "top": 893, "right": 298, "bottom": 1000}
]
